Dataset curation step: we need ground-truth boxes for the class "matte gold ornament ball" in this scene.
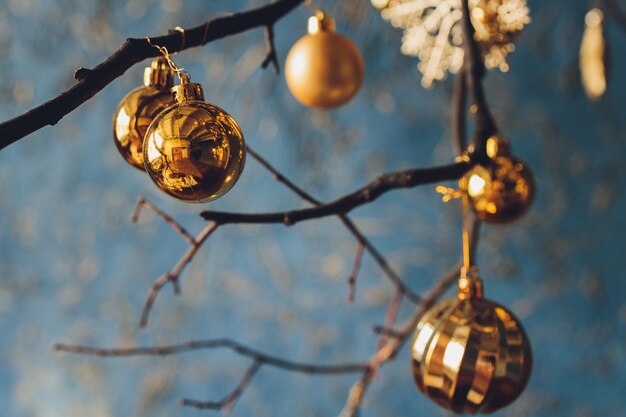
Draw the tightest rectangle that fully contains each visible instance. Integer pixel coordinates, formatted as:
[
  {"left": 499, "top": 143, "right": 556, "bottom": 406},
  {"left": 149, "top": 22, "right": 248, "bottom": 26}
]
[
  {"left": 410, "top": 269, "right": 532, "bottom": 414},
  {"left": 112, "top": 58, "right": 175, "bottom": 170},
  {"left": 285, "top": 12, "right": 365, "bottom": 108},
  {"left": 142, "top": 74, "right": 246, "bottom": 203},
  {"left": 462, "top": 135, "right": 535, "bottom": 223}
]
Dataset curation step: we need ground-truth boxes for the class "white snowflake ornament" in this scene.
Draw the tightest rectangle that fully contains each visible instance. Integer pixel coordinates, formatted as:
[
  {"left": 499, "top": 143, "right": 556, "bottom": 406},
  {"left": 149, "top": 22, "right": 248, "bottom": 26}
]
[{"left": 373, "top": 0, "right": 530, "bottom": 88}]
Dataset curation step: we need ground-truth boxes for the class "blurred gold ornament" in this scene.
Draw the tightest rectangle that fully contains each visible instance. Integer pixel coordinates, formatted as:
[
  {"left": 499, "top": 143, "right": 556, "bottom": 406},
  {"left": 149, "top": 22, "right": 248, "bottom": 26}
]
[
  {"left": 112, "top": 57, "right": 175, "bottom": 170},
  {"left": 410, "top": 267, "right": 532, "bottom": 414},
  {"left": 142, "top": 74, "right": 246, "bottom": 203},
  {"left": 461, "top": 135, "right": 534, "bottom": 223},
  {"left": 373, "top": 0, "right": 530, "bottom": 88},
  {"left": 285, "top": 11, "right": 365, "bottom": 108},
  {"left": 580, "top": 8, "right": 607, "bottom": 101}
]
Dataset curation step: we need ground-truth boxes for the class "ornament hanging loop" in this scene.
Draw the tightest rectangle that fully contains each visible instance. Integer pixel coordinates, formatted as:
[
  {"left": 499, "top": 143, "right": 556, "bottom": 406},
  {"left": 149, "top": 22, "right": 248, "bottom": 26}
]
[
  {"left": 458, "top": 265, "right": 483, "bottom": 300},
  {"left": 145, "top": 36, "right": 185, "bottom": 82}
]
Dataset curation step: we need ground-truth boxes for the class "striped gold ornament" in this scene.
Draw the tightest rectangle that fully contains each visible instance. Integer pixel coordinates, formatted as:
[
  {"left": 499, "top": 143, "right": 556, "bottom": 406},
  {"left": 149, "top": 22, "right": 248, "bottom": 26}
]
[{"left": 410, "top": 269, "right": 532, "bottom": 414}]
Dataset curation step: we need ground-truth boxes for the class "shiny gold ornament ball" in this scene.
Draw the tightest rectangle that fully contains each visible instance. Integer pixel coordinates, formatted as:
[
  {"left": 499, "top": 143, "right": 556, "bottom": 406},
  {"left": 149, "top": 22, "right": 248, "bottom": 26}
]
[
  {"left": 112, "top": 58, "right": 175, "bottom": 170},
  {"left": 462, "top": 136, "right": 534, "bottom": 223},
  {"left": 285, "top": 13, "right": 364, "bottom": 108},
  {"left": 410, "top": 274, "right": 532, "bottom": 414},
  {"left": 142, "top": 75, "right": 246, "bottom": 203}
]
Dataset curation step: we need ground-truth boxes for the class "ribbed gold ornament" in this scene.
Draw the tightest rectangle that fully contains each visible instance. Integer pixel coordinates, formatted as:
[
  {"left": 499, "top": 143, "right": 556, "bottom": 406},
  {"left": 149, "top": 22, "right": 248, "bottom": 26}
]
[
  {"left": 461, "top": 135, "right": 534, "bottom": 223},
  {"left": 142, "top": 74, "right": 246, "bottom": 203},
  {"left": 112, "top": 57, "right": 175, "bottom": 170},
  {"left": 285, "top": 12, "right": 365, "bottom": 108},
  {"left": 410, "top": 267, "right": 532, "bottom": 414}
]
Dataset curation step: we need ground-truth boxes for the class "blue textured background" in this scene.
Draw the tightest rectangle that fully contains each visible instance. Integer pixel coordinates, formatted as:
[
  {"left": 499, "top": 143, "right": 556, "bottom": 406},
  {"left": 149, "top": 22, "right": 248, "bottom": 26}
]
[{"left": 0, "top": 0, "right": 625, "bottom": 416}]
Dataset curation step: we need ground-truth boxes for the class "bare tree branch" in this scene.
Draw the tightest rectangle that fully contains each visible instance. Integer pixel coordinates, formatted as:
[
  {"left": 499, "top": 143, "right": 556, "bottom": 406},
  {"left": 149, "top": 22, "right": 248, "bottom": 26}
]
[
  {"left": 50, "top": 2, "right": 497, "bottom": 415},
  {"left": 201, "top": 161, "right": 471, "bottom": 225},
  {"left": 54, "top": 215, "right": 479, "bottom": 414},
  {"left": 460, "top": 0, "right": 497, "bottom": 158},
  {"left": 53, "top": 339, "right": 370, "bottom": 374},
  {"left": 53, "top": 253, "right": 464, "bottom": 415},
  {"left": 140, "top": 160, "right": 466, "bottom": 330},
  {"left": 452, "top": 70, "right": 468, "bottom": 155},
  {"left": 0, "top": 0, "right": 305, "bottom": 151}
]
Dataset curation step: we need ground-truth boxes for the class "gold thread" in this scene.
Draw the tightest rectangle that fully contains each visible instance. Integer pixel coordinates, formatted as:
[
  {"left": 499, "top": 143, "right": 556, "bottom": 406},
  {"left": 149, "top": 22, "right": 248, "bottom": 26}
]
[{"left": 145, "top": 36, "right": 185, "bottom": 82}]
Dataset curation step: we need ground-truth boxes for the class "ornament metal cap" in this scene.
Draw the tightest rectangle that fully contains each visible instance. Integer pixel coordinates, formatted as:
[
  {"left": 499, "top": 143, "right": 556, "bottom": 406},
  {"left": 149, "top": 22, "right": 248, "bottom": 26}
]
[
  {"left": 143, "top": 57, "right": 175, "bottom": 88},
  {"left": 458, "top": 266, "right": 484, "bottom": 300},
  {"left": 308, "top": 11, "right": 336, "bottom": 34},
  {"left": 171, "top": 73, "right": 205, "bottom": 104}
]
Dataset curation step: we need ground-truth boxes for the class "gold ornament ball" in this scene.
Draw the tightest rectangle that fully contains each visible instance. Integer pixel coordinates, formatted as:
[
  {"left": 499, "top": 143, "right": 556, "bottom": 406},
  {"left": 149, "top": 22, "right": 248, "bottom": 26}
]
[
  {"left": 285, "top": 13, "right": 364, "bottom": 108},
  {"left": 143, "top": 75, "right": 246, "bottom": 203},
  {"left": 112, "top": 58, "right": 175, "bottom": 170},
  {"left": 462, "top": 137, "right": 534, "bottom": 223},
  {"left": 410, "top": 295, "right": 532, "bottom": 414}
]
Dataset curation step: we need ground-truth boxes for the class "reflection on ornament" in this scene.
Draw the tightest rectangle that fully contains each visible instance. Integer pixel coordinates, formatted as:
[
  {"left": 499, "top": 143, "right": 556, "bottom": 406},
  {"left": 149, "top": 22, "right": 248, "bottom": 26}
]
[
  {"left": 580, "top": 8, "right": 607, "bottom": 101},
  {"left": 112, "top": 58, "right": 175, "bottom": 170},
  {"left": 410, "top": 267, "right": 531, "bottom": 414},
  {"left": 142, "top": 74, "right": 246, "bottom": 203},
  {"left": 461, "top": 135, "right": 534, "bottom": 223},
  {"left": 285, "top": 12, "right": 364, "bottom": 108},
  {"left": 372, "top": 0, "right": 530, "bottom": 88}
]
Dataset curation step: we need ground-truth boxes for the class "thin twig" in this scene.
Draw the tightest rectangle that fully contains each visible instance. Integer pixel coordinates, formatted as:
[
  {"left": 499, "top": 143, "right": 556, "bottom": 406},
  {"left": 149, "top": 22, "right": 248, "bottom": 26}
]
[
  {"left": 347, "top": 242, "right": 365, "bottom": 303},
  {"left": 246, "top": 146, "right": 424, "bottom": 304},
  {"left": 377, "top": 288, "right": 403, "bottom": 349},
  {"left": 131, "top": 197, "right": 195, "bottom": 246},
  {"left": 140, "top": 222, "right": 219, "bottom": 328},
  {"left": 180, "top": 360, "right": 262, "bottom": 413},
  {"left": 53, "top": 339, "right": 370, "bottom": 374},
  {"left": 371, "top": 324, "right": 404, "bottom": 339},
  {"left": 340, "top": 220, "right": 421, "bottom": 303},
  {"left": 0, "top": 0, "right": 305, "bottom": 151},
  {"left": 261, "top": 25, "right": 280, "bottom": 74}
]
